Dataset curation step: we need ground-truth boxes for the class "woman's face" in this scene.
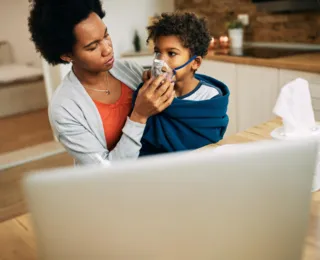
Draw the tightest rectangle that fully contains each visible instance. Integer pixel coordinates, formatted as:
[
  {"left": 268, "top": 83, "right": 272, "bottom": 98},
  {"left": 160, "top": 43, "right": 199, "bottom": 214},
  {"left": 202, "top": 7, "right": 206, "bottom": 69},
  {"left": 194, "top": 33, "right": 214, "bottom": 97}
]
[{"left": 70, "top": 12, "right": 114, "bottom": 73}]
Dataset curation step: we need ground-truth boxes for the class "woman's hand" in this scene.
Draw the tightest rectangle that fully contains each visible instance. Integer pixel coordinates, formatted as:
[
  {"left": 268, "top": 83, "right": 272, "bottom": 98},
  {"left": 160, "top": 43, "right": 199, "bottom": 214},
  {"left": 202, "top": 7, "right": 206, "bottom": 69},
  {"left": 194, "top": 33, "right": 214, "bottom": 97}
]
[
  {"left": 131, "top": 75, "right": 175, "bottom": 124},
  {"left": 142, "top": 69, "right": 151, "bottom": 82}
]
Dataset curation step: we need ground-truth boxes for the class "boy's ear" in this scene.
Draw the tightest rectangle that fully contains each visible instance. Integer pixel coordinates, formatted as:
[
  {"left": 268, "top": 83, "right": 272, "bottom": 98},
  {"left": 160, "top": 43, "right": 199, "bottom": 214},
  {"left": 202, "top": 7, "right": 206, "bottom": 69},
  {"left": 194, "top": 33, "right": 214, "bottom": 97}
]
[
  {"left": 60, "top": 53, "right": 73, "bottom": 63},
  {"left": 191, "top": 56, "right": 202, "bottom": 71}
]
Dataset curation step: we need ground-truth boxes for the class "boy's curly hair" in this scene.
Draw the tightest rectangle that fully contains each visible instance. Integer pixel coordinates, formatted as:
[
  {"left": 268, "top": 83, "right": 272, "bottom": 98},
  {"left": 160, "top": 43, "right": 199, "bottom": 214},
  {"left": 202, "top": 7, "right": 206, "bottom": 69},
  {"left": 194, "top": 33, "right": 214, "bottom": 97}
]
[
  {"left": 28, "top": 0, "right": 105, "bottom": 65},
  {"left": 147, "top": 12, "right": 211, "bottom": 58}
]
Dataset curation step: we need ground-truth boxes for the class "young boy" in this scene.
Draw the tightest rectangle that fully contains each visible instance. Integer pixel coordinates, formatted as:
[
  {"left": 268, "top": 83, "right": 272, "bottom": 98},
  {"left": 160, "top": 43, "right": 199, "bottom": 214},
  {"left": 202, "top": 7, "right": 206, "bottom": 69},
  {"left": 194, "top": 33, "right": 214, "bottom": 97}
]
[{"left": 134, "top": 11, "right": 229, "bottom": 156}]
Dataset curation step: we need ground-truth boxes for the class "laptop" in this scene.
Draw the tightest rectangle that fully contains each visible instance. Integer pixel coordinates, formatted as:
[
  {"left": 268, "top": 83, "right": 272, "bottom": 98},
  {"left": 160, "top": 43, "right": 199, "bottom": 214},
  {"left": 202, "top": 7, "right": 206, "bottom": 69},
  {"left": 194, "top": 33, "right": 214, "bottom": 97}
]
[{"left": 23, "top": 140, "right": 317, "bottom": 260}]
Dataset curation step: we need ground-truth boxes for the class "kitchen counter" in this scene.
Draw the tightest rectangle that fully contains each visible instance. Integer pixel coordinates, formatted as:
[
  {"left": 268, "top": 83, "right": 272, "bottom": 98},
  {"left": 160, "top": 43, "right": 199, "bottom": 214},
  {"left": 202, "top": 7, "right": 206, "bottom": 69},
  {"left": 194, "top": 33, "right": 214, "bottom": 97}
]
[
  {"left": 121, "top": 50, "right": 320, "bottom": 74},
  {"left": 205, "top": 51, "right": 320, "bottom": 74},
  {"left": 0, "top": 117, "right": 319, "bottom": 260}
]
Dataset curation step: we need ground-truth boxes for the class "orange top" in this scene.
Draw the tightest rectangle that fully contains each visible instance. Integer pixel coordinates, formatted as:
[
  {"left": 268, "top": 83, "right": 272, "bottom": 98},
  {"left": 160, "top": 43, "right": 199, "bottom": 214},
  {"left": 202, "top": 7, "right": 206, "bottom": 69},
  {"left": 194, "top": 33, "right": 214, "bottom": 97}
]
[{"left": 93, "top": 83, "right": 134, "bottom": 151}]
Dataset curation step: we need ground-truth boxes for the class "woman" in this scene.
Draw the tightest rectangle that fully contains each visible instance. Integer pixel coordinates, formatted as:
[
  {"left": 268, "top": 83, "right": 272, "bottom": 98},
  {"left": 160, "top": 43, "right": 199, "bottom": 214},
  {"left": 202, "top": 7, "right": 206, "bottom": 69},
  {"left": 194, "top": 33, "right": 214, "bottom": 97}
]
[{"left": 28, "top": 0, "right": 174, "bottom": 165}]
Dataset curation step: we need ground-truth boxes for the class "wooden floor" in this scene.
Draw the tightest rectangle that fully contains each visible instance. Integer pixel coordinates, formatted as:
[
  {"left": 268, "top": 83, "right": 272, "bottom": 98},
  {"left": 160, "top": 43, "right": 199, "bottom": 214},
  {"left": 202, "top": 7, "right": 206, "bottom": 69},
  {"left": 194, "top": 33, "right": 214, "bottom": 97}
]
[
  {"left": 0, "top": 215, "right": 37, "bottom": 260},
  {"left": 0, "top": 152, "right": 73, "bottom": 222},
  {"left": 0, "top": 109, "right": 74, "bottom": 223},
  {"left": 0, "top": 109, "right": 54, "bottom": 154}
]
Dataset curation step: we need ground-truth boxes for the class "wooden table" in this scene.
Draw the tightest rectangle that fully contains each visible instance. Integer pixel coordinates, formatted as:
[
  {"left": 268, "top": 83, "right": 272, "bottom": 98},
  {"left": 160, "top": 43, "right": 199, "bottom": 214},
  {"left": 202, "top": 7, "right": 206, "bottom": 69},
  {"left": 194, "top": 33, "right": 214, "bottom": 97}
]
[{"left": 0, "top": 118, "right": 319, "bottom": 260}]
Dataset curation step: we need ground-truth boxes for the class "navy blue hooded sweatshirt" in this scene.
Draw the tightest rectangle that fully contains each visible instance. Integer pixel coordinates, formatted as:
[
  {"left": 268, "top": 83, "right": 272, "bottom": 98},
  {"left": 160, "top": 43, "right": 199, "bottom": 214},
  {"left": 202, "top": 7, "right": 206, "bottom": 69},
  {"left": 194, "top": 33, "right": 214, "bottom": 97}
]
[{"left": 132, "top": 73, "right": 229, "bottom": 156}]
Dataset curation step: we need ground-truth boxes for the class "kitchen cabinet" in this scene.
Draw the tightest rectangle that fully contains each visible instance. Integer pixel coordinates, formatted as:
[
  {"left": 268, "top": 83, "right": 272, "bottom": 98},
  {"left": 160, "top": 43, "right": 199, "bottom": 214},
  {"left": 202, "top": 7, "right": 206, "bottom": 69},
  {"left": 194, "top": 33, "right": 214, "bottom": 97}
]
[
  {"left": 198, "top": 60, "right": 237, "bottom": 136},
  {"left": 236, "top": 65, "right": 279, "bottom": 131},
  {"left": 279, "top": 69, "right": 320, "bottom": 121}
]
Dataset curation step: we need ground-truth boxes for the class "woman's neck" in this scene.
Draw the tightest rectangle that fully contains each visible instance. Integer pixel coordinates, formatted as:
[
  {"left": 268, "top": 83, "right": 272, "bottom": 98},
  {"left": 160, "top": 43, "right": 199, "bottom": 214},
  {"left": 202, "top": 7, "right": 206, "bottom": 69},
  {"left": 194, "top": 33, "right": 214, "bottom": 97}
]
[
  {"left": 174, "top": 75, "right": 199, "bottom": 97},
  {"left": 72, "top": 65, "right": 108, "bottom": 89}
]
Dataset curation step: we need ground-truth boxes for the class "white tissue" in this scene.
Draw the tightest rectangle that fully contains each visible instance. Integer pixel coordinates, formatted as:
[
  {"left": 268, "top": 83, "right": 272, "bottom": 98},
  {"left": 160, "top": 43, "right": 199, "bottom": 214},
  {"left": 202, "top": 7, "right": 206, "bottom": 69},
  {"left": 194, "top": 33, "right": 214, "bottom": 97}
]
[
  {"left": 273, "top": 78, "right": 316, "bottom": 136},
  {"left": 272, "top": 78, "right": 320, "bottom": 192}
]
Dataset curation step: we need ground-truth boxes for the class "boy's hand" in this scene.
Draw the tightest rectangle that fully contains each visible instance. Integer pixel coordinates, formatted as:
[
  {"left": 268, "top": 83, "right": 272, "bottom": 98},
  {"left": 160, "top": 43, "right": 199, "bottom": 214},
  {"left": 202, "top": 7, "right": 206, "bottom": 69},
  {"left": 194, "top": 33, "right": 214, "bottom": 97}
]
[{"left": 142, "top": 69, "right": 151, "bottom": 82}]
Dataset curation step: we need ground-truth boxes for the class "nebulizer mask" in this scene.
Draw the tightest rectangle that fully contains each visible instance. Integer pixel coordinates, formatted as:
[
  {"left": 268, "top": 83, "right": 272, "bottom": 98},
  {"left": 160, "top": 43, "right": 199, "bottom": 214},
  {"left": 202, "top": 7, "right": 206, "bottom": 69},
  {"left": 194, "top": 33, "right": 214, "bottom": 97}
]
[
  {"left": 150, "top": 53, "right": 197, "bottom": 81},
  {"left": 151, "top": 53, "right": 174, "bottom": 81}
]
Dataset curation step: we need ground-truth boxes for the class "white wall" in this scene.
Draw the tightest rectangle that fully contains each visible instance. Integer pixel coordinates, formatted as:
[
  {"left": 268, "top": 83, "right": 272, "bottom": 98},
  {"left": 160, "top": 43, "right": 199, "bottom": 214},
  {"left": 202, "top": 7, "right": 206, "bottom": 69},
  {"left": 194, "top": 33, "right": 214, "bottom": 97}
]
[
  {"left": 102, "top": 0, "right": 174, "bottom": 57},
  {"left": 0, "top": 0, "right": 42, "bottom": 67},
  {"left": 0, "top": 0, "right": 174, "bottom": 69}
]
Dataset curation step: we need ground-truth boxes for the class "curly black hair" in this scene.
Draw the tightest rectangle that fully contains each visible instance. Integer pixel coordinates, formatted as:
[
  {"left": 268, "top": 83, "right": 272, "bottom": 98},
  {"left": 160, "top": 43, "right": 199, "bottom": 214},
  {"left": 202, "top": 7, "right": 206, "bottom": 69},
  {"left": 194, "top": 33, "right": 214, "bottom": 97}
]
[
  {"left": 147, "top": 12, "right": 211, "bottom": 58},
  {"left": 28, "top": 0, "right": 105, "bottom": 65}
]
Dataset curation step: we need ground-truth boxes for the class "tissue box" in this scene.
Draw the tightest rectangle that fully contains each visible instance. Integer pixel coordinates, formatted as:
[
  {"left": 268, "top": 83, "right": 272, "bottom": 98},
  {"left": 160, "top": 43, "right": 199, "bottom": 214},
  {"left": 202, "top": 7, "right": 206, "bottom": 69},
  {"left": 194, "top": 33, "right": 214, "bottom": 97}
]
[{"left": 270, "top": 130, "right": 320, "bottom": 192}]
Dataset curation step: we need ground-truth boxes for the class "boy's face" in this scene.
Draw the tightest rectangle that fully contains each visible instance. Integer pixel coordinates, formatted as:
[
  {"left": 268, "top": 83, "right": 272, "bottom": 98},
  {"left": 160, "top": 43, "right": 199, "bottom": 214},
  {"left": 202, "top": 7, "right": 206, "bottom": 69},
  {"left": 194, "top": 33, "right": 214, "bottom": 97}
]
[{"left": 154, "top": 35, "right": 200, "bottom": 81}]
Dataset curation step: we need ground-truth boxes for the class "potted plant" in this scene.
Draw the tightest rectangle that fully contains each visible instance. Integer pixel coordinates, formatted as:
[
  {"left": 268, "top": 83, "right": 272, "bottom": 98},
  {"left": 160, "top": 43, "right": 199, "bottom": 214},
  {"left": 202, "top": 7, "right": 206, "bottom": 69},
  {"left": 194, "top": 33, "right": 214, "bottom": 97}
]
[
  {"left": 133, "top": 30, "right": 141, "bottom": 52},
  {"left": 226, "top": 19, "right": 244, "bottom": 49}
]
